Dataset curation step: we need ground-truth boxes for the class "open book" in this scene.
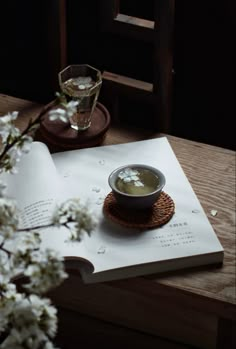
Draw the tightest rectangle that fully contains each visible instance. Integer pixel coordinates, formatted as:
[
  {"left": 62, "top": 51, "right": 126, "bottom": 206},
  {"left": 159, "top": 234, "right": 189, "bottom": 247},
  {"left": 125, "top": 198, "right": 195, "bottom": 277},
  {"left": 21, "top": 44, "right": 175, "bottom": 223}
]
[{"left": 1, "top": 137, "right": 224, "bottom": 283}]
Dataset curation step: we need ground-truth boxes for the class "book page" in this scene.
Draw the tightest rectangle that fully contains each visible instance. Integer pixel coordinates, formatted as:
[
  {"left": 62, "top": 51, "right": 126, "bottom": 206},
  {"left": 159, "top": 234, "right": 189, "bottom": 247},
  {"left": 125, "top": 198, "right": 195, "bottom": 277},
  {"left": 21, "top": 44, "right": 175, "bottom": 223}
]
[
  {"left": 0, "top": 142, "right": 89, "bottom": 260},
  {"left": 51, "top": 137, "right": 224, "bottom": 281},
  {"left": 1, "top": 142, "right": 60, "bottom": 228},
  {"left": 2, "top": 138, "right": 223, "bottom": 282}
]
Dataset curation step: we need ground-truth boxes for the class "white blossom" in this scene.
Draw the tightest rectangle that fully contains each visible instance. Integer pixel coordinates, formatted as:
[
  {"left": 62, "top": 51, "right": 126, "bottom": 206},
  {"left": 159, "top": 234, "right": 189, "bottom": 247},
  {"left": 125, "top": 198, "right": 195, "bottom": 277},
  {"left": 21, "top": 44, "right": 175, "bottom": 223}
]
[
  {"left": 0, "top": 135, "right": 33, "bottom": 173},
  {"left": 4, "top": 146, "right": 22, "bottom": 173},
  {"left": 0, "top": 111, "right": 20, "bottom": 143},
  {"left": 11, "top": 231, "right": 41, "bottom": 256},
  {"left": 48, "top": 108, "right": 69, "bottom": 122},
  {"left": 0, "top": 269, "right": 11, "bottom": 284},
  {"left": 8, "top": 231, "right": 42, "bottom": 277},
  {"left": 53, "top": 198, "right": 97, "bottom": 241},
  {"left": 0, "top": 99, "right": 95, "bottom": 348},
  {"left": 72, "top": 76, "right": 93, "bottom": 89},
  {"left": 0, "top": 283, "right": 22, "bottom": 334},
  {"left": 44, "top": 341, "right": 59, "bottom": 349},
  {"left": 0, "top": 197, "right": 20, "bottom": 238},
  {"left": 23, "top": 249, "right": 68, "bottom": 294},
  {"left": 17, "top": 135, "right": 33, "bottom": 154},
  {"left": 0, "top": 249, "right": 10, "bottom": 276},
  {"left": 0, "top": 111, "right": 18, "bottom": 123},
  {"left": 118, "top": 168, "right": 144, "bottom": 187},
  {"left": 48, "top": 100, "right": 79, "bottom": 122},
  {"left": 0, "top": 293, "right": 58, "bottom": 349},
  {"left": 65, "top": 100, "right": 80, "bottom": 117}
]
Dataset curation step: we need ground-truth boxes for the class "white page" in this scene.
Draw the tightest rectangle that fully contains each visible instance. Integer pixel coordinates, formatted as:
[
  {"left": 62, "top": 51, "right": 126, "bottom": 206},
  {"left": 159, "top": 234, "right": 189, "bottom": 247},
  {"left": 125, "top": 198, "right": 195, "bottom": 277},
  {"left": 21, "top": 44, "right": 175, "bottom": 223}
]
[
  {"left": 52, "top": 137, "right": 224, "bottom": 278},
  {"left": 1, "top": 142, "right": 59, "bottom": 227},
  {"left": 0, "top": 142, "right": 88, "bottom": 259},
  {"left": 1, "top": 138, "right": 223, "bottom": 281}
]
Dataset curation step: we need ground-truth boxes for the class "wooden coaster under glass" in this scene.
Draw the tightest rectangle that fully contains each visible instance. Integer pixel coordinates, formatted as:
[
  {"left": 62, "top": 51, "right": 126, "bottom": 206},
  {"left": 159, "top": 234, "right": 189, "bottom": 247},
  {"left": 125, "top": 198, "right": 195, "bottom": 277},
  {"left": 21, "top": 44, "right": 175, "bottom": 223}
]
[{"left": 35, "top": 102, "right": 110, "bottom": 152}]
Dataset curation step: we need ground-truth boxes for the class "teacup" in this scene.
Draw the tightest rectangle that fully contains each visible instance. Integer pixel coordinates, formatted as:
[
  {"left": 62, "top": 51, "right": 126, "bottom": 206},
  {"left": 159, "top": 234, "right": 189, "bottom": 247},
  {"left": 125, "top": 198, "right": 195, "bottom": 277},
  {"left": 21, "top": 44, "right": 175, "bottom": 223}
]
[{"left": 108, "top": 164, "right": 166, "bottom": 210}]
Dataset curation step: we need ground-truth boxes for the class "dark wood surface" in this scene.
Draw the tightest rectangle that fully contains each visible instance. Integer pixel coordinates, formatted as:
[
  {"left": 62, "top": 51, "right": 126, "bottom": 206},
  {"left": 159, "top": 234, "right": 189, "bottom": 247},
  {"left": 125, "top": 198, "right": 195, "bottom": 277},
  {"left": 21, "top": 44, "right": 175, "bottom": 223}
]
[
  {"left": 55, "top": 306, "right": 197, "bottom": 349},
  {"left": 1, "top": 94, "right": 235, "bottom": 349}
]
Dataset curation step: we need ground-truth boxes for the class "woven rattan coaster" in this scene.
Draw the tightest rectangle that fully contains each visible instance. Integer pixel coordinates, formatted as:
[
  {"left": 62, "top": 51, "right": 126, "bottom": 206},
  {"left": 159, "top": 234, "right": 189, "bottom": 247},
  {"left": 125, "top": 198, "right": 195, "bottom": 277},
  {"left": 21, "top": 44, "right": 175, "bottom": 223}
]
[{"left": 103, "top": 191, "right": 175, "bottom": 229}]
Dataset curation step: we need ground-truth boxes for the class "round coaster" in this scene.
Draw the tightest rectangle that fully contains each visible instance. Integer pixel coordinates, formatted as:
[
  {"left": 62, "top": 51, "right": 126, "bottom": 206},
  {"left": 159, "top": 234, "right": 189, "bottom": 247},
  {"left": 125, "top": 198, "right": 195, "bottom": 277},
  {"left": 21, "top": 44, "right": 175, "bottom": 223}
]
[
  {"left": 103, "top": 191, "right": 175, "bottom": 229},
  {"left": 35, "top": 102, "right": 110, "bottom": 152}
]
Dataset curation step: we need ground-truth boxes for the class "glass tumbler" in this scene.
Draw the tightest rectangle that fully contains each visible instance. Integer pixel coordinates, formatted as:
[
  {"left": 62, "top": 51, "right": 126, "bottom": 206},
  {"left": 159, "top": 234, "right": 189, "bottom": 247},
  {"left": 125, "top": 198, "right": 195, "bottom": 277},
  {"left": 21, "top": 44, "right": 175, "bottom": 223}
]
[{"left": 58, "top": 64, "right": 102, "bottom": 131}]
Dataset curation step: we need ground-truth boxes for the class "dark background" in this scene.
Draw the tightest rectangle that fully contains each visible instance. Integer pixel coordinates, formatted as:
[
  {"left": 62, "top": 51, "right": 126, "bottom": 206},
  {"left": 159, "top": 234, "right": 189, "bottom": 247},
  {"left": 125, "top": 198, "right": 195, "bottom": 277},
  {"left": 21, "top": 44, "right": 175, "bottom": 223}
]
[{"left": 0, "top": 0, "right": 235, "bottom": 149}]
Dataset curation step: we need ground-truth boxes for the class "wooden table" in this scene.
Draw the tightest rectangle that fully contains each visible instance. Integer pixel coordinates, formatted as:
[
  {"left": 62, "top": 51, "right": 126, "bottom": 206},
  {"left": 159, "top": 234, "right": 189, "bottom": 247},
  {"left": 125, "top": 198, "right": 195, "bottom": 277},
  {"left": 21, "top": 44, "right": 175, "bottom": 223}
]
[{"left": 1, "top": 94, "right": 235, "bottom": 349}]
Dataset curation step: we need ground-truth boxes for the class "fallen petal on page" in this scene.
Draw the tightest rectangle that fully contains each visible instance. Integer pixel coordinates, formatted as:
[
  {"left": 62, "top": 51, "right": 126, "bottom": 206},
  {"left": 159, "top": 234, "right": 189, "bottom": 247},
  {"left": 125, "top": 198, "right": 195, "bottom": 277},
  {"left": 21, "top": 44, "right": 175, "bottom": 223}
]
[
  {"left": 96, "top": 197, "right": 104, "bottom": 205},
  {"left": 97, "top": 245, "right": 106, "bottom": 254},
  {"left": 92, "top": 187, "right": 101, "bottom": 193}
]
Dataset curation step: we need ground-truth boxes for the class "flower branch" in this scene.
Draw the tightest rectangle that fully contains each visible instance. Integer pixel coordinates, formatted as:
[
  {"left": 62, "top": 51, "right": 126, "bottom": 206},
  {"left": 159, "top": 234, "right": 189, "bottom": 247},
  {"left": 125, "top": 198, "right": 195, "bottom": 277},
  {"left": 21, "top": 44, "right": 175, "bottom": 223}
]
[
  {"left": 0, "top": 95, "right": 92, "bottom": 349},
  {"left": 0, "top": 99, "right": 56, "bottom": 162}
]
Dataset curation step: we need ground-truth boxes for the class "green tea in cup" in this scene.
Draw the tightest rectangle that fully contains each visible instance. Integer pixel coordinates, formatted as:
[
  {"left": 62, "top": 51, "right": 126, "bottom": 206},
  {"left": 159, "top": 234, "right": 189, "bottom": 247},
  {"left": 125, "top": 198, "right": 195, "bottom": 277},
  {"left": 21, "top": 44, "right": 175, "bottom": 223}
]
[{"left": 115, "top": 167, "right": 160, "bottom": 195}]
